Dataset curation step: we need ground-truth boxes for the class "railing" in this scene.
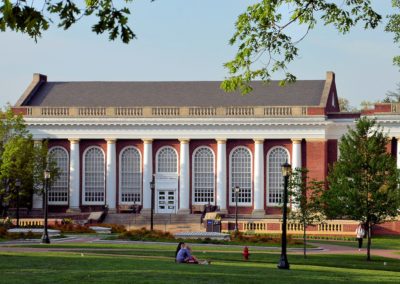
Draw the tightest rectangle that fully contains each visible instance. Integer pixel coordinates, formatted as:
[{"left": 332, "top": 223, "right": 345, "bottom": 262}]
[
  {"left": 19, "top": 106, "right": 316, "bottom": 118},
  {"left": 226, "top": 219, "right": 359, "bottom": 236}
]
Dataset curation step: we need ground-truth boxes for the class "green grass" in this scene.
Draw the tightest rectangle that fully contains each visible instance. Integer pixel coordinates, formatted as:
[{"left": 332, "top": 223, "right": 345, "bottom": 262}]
[
  {"left": 309, "top": 236, "right": 400, "bottom": 250},
  {"left": 0, "top": 243, "right": 400, "bottom": 283}
]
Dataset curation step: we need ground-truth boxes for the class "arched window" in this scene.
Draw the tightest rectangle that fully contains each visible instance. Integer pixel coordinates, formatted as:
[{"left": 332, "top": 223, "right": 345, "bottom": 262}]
[
  {"left": 83, "top": 146, "right": 105, "bottom": 204},
  {"left": 157, "top": 147, "right": 177, "bottom": 173},
  {"left": 120, "top": 147, "right": 142, "bottom": 203},
  {"left": 192, "top": 147, "right": 215, "bottom": 204},
  {"left": 230, "top": 147, "right": 252, "bottom": 205},
  {"left": 48, "top": 147, "right": 69, "bottom": 204},
  {"left": 267, "top": 147, "right": 290, "bottom": 205}
]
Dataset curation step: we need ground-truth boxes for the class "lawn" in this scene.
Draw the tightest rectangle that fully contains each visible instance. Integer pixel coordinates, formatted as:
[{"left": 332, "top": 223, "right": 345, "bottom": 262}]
[
  {"left": 308, "top": 236, "right": 400, "bottom": 250},
  {"left": 0, "top": 243, "right": 400, "bottom": 283}
]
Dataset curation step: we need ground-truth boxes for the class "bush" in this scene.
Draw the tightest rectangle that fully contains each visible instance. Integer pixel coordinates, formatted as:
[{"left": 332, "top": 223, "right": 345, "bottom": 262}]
[
  {"left": 119, "top": 227, "right": 175, "bottom": 241},
  {"left": 50, "top": 223, "right": 94, "bottom": 233},
  {"left": 93, "top": 223, "right": 127, "bottom": 234}
]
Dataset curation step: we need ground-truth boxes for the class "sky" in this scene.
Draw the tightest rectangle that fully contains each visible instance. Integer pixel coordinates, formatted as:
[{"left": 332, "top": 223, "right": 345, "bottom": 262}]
[{"left": 0, "top": 0, "right": 398, "bottom": 108}]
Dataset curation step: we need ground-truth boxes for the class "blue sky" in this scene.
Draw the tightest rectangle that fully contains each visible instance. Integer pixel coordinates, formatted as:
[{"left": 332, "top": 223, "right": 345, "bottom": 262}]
[{"left": 0, "top": 0, "right": 398, "bottom": 108}]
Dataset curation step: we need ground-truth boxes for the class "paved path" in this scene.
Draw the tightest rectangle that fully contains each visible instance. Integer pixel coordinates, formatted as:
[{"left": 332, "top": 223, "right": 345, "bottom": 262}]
[{"left": 0, "top": 236, "right": 399, "bottom": 260}]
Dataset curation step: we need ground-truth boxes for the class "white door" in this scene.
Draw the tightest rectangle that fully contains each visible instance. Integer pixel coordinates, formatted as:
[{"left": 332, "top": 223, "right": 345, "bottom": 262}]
[{"left": 157, "top": 190, "right": 176, "bottom": 213}]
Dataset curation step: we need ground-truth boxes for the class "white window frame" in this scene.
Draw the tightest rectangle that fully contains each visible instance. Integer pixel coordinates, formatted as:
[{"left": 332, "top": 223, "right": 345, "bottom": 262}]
[
  {"left": 191, "top": 146, "right": 215, "bottom": 205},
  {"left": 229, "top": 146, "right": 253, "bottom": 206},
  {"left": 119, "top": 146, "right": 142, "bottom": 204},
  {"left": 48, "top": 146, "right": 69, "bottom": 205},
  {"left": 82, "top": 146, "right": 105, "bottom": 205},
  {"left": 156, "top": 146, "right": 178, "bottom": 174},
  {"left": 266, "top": 146, "right": 290, "bottom": 206}
]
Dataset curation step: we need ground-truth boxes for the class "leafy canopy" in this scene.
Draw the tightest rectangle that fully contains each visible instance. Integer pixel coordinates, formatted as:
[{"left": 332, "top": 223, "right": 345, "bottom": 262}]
[{"left": 324, "top": 117, "right": 400, "bottom": 224}]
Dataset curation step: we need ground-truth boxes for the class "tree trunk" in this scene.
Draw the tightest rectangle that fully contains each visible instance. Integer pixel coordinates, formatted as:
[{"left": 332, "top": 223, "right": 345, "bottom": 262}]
[
  {"left": 303, "top": 226, "right": 307, "bottom": 258},
  {"left": 366, "top": 222, "right": 372, "bottom": 261}
]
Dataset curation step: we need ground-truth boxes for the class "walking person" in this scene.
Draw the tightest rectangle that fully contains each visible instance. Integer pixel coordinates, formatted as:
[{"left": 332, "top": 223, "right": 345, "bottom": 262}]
[{"left": 355, "top": 223, "right": 365, "bottom": 251}]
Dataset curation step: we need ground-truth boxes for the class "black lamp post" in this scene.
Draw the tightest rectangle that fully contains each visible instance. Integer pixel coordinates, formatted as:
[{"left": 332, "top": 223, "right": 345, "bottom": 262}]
[
  {"left": 278, "top": 161, "right": 291, "bottom": 270},
  {"left": 234, "top": 186, "right": 240, "bottom": 233},
  {"left": 41, "top": 167, "right": 51, "bottom": 244},
  {"left": 149, "top": 176, "right": 155, "bottom": 231},
  {"left": 15, "top": 179, "right": 21, "bottom": 228}
]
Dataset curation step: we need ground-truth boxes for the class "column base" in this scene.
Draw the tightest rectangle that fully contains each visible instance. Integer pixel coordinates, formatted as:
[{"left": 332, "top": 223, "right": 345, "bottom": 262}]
[
  {"left": 177, "top": 208, "right": 190, "bottom": 215},
  {"left": 217, "top": 209, "right": 228, "bottom": 216},
  {"left": 140, "top": 208, "right": 152, "bottom": 216},
  {"left": 252, "top": 209, "right": 266, "bottom": 217},
  {"left": 66, "top": 207, "right": 81, "bottom": 213}
]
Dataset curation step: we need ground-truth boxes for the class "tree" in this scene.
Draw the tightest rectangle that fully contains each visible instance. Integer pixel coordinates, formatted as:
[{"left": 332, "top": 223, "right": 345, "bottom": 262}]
[
  {"left": 339, "top": 97, "right": 357, "bottom": 112},
  {"left": 222, "top": 0, "right": 399, "bottom": 94},
  {"left": 324, "top": 117, "right": 400, "bottom": 261},
  {"left": 383, "top": 82, "right": 400, "bottom": 103},
  {"left": 0, "top": 1, "right": 399, "bottom": 92},
  {"left": 288, "top": 168, "right": 324, "bottom": 258}
]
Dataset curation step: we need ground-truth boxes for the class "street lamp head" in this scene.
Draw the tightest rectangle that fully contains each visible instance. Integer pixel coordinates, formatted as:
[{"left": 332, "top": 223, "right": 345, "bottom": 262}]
[
  {"left": 234, "top": 186, "right": 240, "bottom": 194},
  {"left": 15, "top": 179, "right": 21, "bottom": 187},
  {"left": 281, "top": 161, "right": 292, "bottom": 177},
  {"left": 44, "top": 167, "right": 51, "bottom": 180}
]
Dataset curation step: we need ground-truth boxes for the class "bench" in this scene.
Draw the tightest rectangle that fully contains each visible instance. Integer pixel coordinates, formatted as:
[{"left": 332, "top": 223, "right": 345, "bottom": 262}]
[{"left": 119, "top": 204, "right": 142, "bottom": 213}]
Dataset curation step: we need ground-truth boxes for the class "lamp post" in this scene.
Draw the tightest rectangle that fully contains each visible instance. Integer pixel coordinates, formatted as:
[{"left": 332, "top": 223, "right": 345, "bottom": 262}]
[
  {"left": 149, "top": 176, "right": 155, "bottom": 231},
  {"left": 41, "top": 167, "right": 51, "bottom": 244},
  {"left": 15, "top": 179, "right": 21, "bottom": 228},
  {"left": 234, "top": 186, "right": 240, "bottom": 233},
  {"left": 278, "top": 161, "right": 291, "bottom": 270}
]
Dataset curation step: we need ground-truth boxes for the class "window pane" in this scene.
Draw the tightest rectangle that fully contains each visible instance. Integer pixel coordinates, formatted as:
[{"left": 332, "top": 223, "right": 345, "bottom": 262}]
[
  {"left": 230, "top": 147, "right": 252, "bottom": 204},
  {"left": 268, "top": 147, "right": 288, "bottom": 205},
  {"left": 84, "top": 147, "right": 105, "bottom": 203},
  {"left": 157, "top": 147, "right": 177, "bottom": 173},
  {"left": 193, "top": 147, "right": 214, "bottom": 204},
  {"left": 120, "top": 147, "right": 141, "bottom": 203},
  {"left": 48, "top": 147, "right": 68, "bottom": 204}
]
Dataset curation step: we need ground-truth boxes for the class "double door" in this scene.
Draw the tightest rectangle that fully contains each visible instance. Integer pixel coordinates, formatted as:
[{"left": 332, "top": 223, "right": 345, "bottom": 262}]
[{"left": 157, "top": 190, "right": 176, "bottom": 214}]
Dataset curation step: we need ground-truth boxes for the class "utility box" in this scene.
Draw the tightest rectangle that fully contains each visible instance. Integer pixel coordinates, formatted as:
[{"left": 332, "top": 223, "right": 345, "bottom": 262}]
[{"left": 206, "top": 220, "right": 221, "bottom": 232}]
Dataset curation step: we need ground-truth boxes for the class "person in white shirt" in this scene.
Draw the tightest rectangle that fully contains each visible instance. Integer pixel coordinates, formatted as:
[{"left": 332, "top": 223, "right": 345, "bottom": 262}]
[{"left": 355, "top": 223, "right": 365, "bottom": 251}]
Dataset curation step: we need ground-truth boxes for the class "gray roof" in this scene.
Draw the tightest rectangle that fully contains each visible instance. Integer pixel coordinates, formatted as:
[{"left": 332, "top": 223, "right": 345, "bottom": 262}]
[{"left": 21, "top": 80, "right": 326, "bottom": 107}]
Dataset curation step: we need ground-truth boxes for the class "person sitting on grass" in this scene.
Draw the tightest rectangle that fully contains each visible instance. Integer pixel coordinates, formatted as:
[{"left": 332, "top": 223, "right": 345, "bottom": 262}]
[{"left": 176, "top": 243, "right": 210, "bottom": 265}]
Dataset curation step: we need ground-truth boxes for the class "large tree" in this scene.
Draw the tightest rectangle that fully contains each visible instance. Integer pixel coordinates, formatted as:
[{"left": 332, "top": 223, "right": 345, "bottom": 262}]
[
  {"left": 324, "top": 117, "right": 400, "bottom": 261},
  {"left": 0, "top": 1, "right": 399, "bottom": 93}
]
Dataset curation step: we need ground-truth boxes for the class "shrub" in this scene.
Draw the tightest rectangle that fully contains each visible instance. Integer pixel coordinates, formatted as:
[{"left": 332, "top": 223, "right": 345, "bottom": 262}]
[
  {"left": 119, "top": 227, "right": 175, "bottom": 241},
  {"left": 50, "top": 223, "right": 94, "bottom": 233},
  {"left": 93, "top": 223, "right": 127, "bottom": 234}
]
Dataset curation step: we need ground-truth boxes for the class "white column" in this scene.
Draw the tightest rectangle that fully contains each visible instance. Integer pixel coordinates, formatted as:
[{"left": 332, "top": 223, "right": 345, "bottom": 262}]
[
  {"left": 178, "top": 139, "right": 190, "bottom": 214},
  {"left": 32, "top": 140, "right": 43, "bottom": 210},
  {"left": 253, "top": 139, "right": 264, "bottom": 216},
  {"left": 106, "top": 139, "right": 117, "bottom": 211},
  {"left": 216, "top": 139, "right": 227, "bottom": 213},
  {"left": 291, "top": 139, "right": 302, "bottom": 210},
  {"left": 142, "top": 139, "right": 153, "bottom": 212},
  {"left": 337, "top": 139, "right": 341, "bottom": 160},
  {"left": 292, "top": 139, "right": 302, "bottom": 171},
  {"left": 68, "top": 139, "right": 80, "bottom": 212},
  {"left": 397, "top": 138, "right": 400, "bottom": 169}
]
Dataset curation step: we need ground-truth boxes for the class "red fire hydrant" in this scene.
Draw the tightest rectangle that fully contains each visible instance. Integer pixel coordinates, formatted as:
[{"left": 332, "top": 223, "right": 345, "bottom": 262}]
[{"left": 243, "top": 246, "right": 250, "bottom": 261}]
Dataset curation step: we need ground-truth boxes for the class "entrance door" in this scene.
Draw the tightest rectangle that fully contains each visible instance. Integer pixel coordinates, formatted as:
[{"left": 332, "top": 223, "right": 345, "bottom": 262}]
[{"left": 157, "top": 190, "right": 176, "bottom": 213}]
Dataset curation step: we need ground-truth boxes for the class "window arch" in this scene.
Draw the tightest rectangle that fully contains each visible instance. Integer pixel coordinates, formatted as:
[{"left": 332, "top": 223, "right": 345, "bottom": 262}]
[
  {"left": 192, "top": 147, "right": 215, "bottom": 204},
  {"left": 119, "top": 147, "right": 142, "bottom": 203},
  {"left": 267, "top": 147, "right": 290, "bottom": 205},
  {"left": 156, "top": 146, "right": 178, "bottom": 173},
  {"left": 230, "top": 146, "right": 252, "bottom": 205},
  {"left": 48, "top": 146, "right": 69, "bottom": 204},
  {"left": 83, "top": 146, "right": 105, "bottom": 204}
]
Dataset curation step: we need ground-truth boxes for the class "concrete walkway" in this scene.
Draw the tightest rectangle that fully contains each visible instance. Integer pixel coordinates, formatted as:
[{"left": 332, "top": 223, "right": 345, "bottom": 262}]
[{"left": 0, "top": 236, "right": 399, "bottom": 260}]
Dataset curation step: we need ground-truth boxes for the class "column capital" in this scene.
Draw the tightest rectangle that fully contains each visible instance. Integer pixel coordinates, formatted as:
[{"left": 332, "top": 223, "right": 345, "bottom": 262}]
[
  {"left": 142, "top": 139, "right": 153, "bottom": 144},
  {"left": 291, "top": 139, "right": 302, "bottom": 144},
  {"left": 179, "top": 138, "right": 190, "bottom": 144},
  {"left": 105, "top": 138, "right": 117, "bottom": 144},
  {"left": 68, "top": 138, "right": 80, "bottom": 144},
  {"left": 253, "top": 139, "right": 264, "bottom": 144},
  {"left": 305, "top": 138, "right": 327, "bottom": 142},
  {"left": 216, "top": 138, "right": 227, "bottom": 144}
]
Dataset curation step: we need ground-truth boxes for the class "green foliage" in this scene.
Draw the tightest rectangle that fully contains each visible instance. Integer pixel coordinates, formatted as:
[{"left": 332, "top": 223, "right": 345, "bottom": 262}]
[
  {"left": 221, "top": 1, "right": 392, "bottom": 94},
  {"left": 288, "top": 168, "right": 324, "bottom": 257},
  {"left": 119, "top": 227, "right": 175, "bottom": 241},
  {"left": 0, "top": 0, "right": 141, "bottom": 43},
  {"left": 386, "top": 0, "right": 400, "bottom": 68},
  {"left": 383, "top": 82, "right": 400, "bottom": 103},
  {"left": 324, "top": 117, "right": 400, "bottom": 260}
]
